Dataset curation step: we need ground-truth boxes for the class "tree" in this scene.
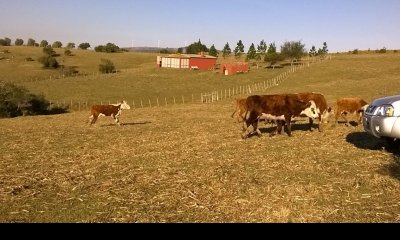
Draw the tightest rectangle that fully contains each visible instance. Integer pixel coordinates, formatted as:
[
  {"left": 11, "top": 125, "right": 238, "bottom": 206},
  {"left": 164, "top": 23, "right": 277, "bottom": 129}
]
[
  {"left": 209, "top": 44, "right": 218, "bottom": 57},
  {"left": 40, "top": 40, "right": 48, "bottom": 47},
  {"left": 186, "top": 39, "right": 208, "bottom": 54},
  {"left": 66, "top": 42, "right": 75, "bottom": 49},
  {"left": 234, "top": 40, "right": 245, "bottom": 58},
  {"left": 309, "top": 46, "right": 317, "bottom": 57},
  {"left": 280, "top": 40, "right": 306, "bottom": 63},
  {"left": 78, "top": 42, "right": 91, "bottom": 50},
  {"left": 27, "top": 38, "right": 36, "bottom": 46},
  {"left": 222, "top": 42, "right": 231, "bottom": 59},
  {"left": 264, "top": 43, "right": 282, "bottom": 65},
  {"left": 99, "top": 59, "right": 116, "bottom": 73},
  {"left": 52, "top": 41, "right": 63, "bottom": 48},
  {"left": 43, "top": 46, "right": 56, "bottom": 56},
  {"left": 246, "top": 43, "right": 257, "bottom": 61},
  {"left": 15, "top": 38, "right": 24, "bottom": 46},
  {"left": 0, "top": 38, "right": 12, "bottom": 46},
  {"left": 95, "top": 43, "right": 121, "bottom": 53},
  {"left": 257, "top": 39, "right": 267, "bottom": 54}
]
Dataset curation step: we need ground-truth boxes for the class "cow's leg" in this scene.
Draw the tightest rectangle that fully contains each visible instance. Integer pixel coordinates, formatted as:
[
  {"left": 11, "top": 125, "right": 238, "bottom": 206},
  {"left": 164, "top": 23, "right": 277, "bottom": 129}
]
[
  {"left": 341, "top": 111, "right": 349, "bottom": 126},
  {"left": 242, "top": 111, "right": 258, "bottom": 139},
  {"left": 285, "top": 116, "right": 293, "bottom": 137},
  {"left": 308, "top": 117, "right": 314, "bottom": 131},
  {"left": 90, "top": 114, "right": 98, "bottom": 126}
]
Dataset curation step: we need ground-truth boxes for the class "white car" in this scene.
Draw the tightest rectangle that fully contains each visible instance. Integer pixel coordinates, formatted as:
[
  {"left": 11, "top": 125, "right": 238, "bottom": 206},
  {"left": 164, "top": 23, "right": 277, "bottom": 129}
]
[{"left": 363, "top": 95, "right": 400, "bottom": 147}]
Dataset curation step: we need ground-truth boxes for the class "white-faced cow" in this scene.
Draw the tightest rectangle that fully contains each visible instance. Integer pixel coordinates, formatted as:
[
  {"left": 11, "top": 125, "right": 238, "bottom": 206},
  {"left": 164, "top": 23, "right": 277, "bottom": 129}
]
[
  {"left": 335, "top": 97, "right": 368, "bottom": 126},
  {"left": 242, "top": 94, "right": 319, "bottom": 138},
  {"left": 296, "top": 92, "right": 333, "bottom": 131},
  {"left": 89, "top": 100, "right": 131, "bottom": 126}
]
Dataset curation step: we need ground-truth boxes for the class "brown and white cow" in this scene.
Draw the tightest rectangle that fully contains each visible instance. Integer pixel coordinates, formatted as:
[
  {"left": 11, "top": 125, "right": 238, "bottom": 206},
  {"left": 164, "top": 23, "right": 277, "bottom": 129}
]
[
  {"left": 89, "top": 100, "right": 131, "bottom": 126},
  {"left": 242, "top": 94, "right": 319, "bottom": 138},
  {"left": 231, "top": 97, "right": 247, "bottom": 122},
  {"left": 335, "top": 97, "right": 368, "bottom": 126},
  {"left": 296, "top": 92, "right": 333, "bottom": 131}
]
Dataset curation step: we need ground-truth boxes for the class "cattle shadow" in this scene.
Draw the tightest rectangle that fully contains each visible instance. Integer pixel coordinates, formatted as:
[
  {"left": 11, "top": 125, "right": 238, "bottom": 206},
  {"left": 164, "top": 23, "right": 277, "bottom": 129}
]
[
  {"left": 99, "top": 121, "right": 152, "bottom": 127},
  {"left": 258, "top": 122, "right": 314, "bottom": 135},
  {"left": 336, "top": 120, "right": 359, "bottom": 127},
  {"left": 346, "top": 132, "right": 400, "bottom": 181}
]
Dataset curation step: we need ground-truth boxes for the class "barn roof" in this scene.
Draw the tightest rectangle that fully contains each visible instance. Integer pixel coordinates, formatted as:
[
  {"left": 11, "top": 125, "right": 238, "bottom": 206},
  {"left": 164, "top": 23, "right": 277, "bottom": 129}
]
[{"left": 164, "top": 53, "right": 217, "bottom": 59}]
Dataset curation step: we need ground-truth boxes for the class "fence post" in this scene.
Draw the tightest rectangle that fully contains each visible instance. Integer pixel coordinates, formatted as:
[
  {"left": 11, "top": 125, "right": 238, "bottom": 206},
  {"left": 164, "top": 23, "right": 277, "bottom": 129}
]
[
  {"left": 132, "top": 100, "right": 135, "bottom": 109},
  {"left": 174, "top": 96, "right": 176, "bottom": 105},
  {"left": 149, "top": 99, "right": 152, "bottom": 108},
  {"left": 157, "top": 98, "right": 159, "bottom": 107},
  {"left": 165, "top": 97, "right": 168, "bottom": 106},
  {"left": 140, "top": 99, "right": 143, "bottom": 108},
  {"left": 182, "top": 96, "right": 185, "bottom": 104}
]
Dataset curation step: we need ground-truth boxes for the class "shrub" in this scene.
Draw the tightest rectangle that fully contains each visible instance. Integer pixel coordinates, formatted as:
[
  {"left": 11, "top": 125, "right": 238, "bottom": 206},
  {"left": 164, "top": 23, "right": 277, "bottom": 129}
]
[
  {"left": 99, "top": 59, "right": 116, "bottom": 73},
  {"left": 64, "top": 49, "right": 72, "bottom": 56},
  {"left": 0, "top": 81, "right": 68, "bottom": 118},
  {"left": 38, "top": 55, "right": 59, "bottom": 68},
  {"left": 25, "top": 57, "right": 34, "bottom": 62}
]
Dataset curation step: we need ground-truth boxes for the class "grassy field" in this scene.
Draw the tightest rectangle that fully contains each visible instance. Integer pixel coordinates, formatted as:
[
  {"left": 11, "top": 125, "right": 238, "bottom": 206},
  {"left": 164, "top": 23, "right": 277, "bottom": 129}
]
[{"left": 1, "top": 47, "right": 400, "bottom": 222}]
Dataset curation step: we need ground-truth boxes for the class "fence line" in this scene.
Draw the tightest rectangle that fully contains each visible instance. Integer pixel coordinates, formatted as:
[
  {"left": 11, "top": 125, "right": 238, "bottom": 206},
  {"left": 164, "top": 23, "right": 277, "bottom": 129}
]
[{"left": 52, "top": 59, "right": 329, "bottom": 111}]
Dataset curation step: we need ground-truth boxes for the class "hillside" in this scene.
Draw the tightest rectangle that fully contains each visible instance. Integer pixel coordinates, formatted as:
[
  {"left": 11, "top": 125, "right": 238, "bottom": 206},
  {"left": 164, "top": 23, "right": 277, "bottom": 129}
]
[{"left": 1, "top": 47, "right": 400, "bottom": 222}]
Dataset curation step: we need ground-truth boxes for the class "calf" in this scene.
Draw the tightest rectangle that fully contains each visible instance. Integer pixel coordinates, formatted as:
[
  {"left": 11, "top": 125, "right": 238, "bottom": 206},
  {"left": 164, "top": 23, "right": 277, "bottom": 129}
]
[
  {"left": 335, "top": 97, "right": 368, "bottom": 126},
  {"left": 242, "top": 94, "right": 319, "bottom": 138},
  {"left": 296, "top": 92, "right": 333, "bottom": 131},
  {"left": 89, "top": 100, "right": 131, "bottom": 126},
  {"left": 231, "top": 97, "right": 247, "bottom": 122}
]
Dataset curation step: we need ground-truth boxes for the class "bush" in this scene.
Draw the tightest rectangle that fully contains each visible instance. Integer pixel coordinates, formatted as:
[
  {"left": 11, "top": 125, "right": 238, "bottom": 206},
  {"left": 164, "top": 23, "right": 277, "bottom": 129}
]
[
  {"left": 25, "top": 57, "right": 34, "bottom": 62},
  {"left": 38, "top": 55, "right": 59, "bottom": 68},
  {"left": 0, "top": 81, "right": 68, "bottom": 118},
  {"left": 64, "top": 49, "right": 72, "bottom": 56},
  {"left": 376, "top": 47, "right": 387, "bottom": 54},
  {"left": 99, "top": 58, "right": 116, "bottom": 73}
]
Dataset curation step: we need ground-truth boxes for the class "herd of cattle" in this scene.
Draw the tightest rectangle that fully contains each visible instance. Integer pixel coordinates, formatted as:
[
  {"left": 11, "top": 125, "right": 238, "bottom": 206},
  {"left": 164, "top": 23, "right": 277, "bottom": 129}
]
[
  {"left": 231, "top": 92, "right": 368, "bottom": 138},
  {"left": 87, "top": 93, "right": 368, "bottom": 139}
]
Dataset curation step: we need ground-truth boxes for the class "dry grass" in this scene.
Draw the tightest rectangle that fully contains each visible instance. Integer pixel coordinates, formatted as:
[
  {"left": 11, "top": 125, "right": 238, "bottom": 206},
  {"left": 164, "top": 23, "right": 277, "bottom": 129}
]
[
  {"left": 0, "top": 103, "right": 399, "bottom": 223},
  {"left": 1, "top": 49, "right": 400, "bottom": 222}
]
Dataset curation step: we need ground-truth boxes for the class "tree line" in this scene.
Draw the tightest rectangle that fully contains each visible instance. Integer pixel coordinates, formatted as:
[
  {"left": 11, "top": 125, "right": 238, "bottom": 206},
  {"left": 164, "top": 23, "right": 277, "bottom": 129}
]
[{"left": 176, "top": 39, "right": 330, "bottom": 65}]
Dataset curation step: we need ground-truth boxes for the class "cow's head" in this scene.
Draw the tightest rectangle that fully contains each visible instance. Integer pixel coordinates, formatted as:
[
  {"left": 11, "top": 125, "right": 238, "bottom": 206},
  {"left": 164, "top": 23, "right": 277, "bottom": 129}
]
[
  {"left": 300, "top": 100, "right": 319, "bottom": 119},
  {"left": 120, "top": 100, "right": 131, "bottom": 110}
]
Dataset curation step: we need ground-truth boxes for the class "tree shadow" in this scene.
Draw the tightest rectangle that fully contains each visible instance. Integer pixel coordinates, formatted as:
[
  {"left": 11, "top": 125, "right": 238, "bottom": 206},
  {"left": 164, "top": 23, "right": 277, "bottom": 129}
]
[{"left": 346, "top": 132, "right": 400, "bottom": 181}]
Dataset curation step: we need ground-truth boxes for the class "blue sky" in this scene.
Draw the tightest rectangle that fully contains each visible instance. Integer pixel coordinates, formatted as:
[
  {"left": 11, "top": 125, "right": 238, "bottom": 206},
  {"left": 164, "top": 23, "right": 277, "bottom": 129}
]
[{"left": 1, "top": 0, "right": 399, "bottom": 52}]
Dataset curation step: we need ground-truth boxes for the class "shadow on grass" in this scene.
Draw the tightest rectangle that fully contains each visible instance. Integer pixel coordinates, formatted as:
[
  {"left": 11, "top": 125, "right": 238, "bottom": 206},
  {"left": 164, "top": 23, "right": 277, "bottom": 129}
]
[
  {"left": 347, "top": 132, "right": 400, "bottom": 181},
  {"left": 346, "top": 132, "right": 383, "bottom": 150},
  {"left": 257, "top": 122, "right": 314, "bottom": 135},
  {"left": 99, "top": 121, "right": 152, "bottom": 127}
]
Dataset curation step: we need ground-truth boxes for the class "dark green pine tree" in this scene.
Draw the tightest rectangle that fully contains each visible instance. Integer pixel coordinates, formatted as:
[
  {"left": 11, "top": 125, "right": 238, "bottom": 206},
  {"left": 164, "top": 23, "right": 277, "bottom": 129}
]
[
  {"left": 222, "top": 42, "right": 231, "bottom": 59},
  {"left": 209, "top": 44, "right": 218, "bottom": 57}
]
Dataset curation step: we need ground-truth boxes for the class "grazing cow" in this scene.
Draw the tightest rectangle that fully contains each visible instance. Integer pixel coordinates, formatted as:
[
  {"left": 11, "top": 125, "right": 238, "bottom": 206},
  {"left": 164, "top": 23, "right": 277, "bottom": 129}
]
[
  {"left": 242, "top": 94, "right": 319, "bottom": 138},
  {"left": 335, "top": 97, "right": 368, "bottom": 126},
  {"left": 296, "top": 92, "right": 333, "bottom": 131},
  {"left": 231, "top": 97, "right": 247, "bottom": 122},
  {"left": 89, "top": 100, "right": 131, "bottom": 126}
]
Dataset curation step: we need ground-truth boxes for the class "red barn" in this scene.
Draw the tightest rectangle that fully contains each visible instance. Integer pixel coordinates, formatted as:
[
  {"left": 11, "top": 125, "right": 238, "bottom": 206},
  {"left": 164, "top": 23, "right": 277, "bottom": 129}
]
[
  {"left": 220, "top": 63, "right": 249, "bottom": 75},
  {"left": 157, "top": 52, "right": 217, "bottom": 70}
]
